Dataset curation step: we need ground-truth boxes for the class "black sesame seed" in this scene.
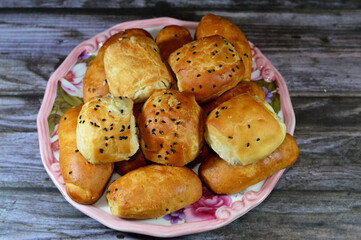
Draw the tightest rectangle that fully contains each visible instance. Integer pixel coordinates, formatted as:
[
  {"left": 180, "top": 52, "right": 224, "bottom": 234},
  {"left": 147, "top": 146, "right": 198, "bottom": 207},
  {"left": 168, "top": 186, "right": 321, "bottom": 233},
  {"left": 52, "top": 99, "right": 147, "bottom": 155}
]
[
  {"left": 174, "top": 34, "right": 177, "bottom": 37},
  {"left": 158, "top": 99, "right": 162, "bottom": 102},
  {"left": 105, "top": 143, "right": 108, "bottom": 147},
  {"left": 96, "top": 105, "right": 100, "bottom": 107},
  {"left": 161, "top": 109, "right": 165, "bottom": 112},
  {"left": 171, "top": 118, "right": 176, "bottom": 121},
  {"left": 106, "top": 190, "right": 110, "bottom": 194},
  {"left": 160, "top": 144, "right": 163, "bottom": 148},
  {"left": 208, "top": 70, "right": 212, "bottom": 73},
  {"left": 193, "top": 51, "right": 196, "bottom": 54},
  {"left": 215, "top": 50, "right": 218, "bottom": 53},
  {"left": 173, "top": 142, "right": 177, "bottom": 145},
  {"left": 128, "top": 125, "right": 130, "bottom": 129},
  {"left": 120, "top": 129, "right": 124, "bottom": 132},
  {"left": 90, "top": 122, "right": 94, "bottom": 125},
  {"left": 228, "top": 136, "right": 233, "bottom": 139},
  {"left": 145, "top": 144, "right": 148, "bottom": 148},
  {"left": 192, "top": 45, "right": 196, "bottom": 48},
  {"left": 153, "top": 48, "right": 157, "bottom": 52},
  {"left": 100, "top": 148, "right": 104, "bottom": 153},
  {"left": 166, "top": 151, "right": 169, "bottom": 155},
  {"left": 152, "top": 128, "right": 156, "bottom": 132},
  {"left": 94, "top": 108, "right": 97, "bottom": 110},
  {"left": 247, "top": 143, "right": 250, "bottom": 147},
  {"left": 176, "top": 57, "right": 180, "bottom": 61},
  {"left": 232, "top": 54, "right": 235, "bottom": 57},
  {"left": 145, "top": 124, "right": 148, "bottom": 128},
  {"left": 110, "top": 136, "right": 114, "bottom": 139},
  {"left": 229, "top": 48, "right": 234, "bottom": 52},
  {"left": 196, "top": 74, "right": 201, "bottom": 77},
  {"left": 155, "top": 119, "right": 158, "bottom": 122},
  {"left": 111, "top": 123, "right": 113, "bottom": 126},
  {"left": 104, "top": 128, "right": 108, "bottom": 132},
  {"left": 122, "top": 125, "right": 125, "bottom": 129},
  {"left": 232, "top": 68, "right": 235, "bottom": 72},
  {"left": 222, "top": 106, "right": 228, "bottom": 109},
  {"left": 187, "top": 60, "right": 191, "bottom": 63},
  {"left": 124, "top": 136, "right": 128, "bottom": 140},
  {"left": 82, "top": 120, "right": 85, "bottom": 124},
  {"left": 219, "top": 64, "right": 222, "bottom": 68},
  {"left": 248, "top": 124, "right": 251, "bottom": 128},
  {"left": 161, "top": 120, "right": 166, "bottom": 123},
  {"left": 69, "top": 171, "right": 72, "bottom": 174},
  {"left": 212, "top": 69, "right": 215, "bottom": 72},
  {"left": 176, "top": 106, "right": 180, "bottom": 109},
  {"left": 257, "top": 138, "right": 260, "bottom": 141},
  {"left": 98, "top": 99, "right": 101, "bottom": 101},
  {"left": 171, "top": 149, "right": 176, "bottom": 153},
  {"left": 148, "top": 119, "right": 152, "bottom": 123},
  {"left": 153, "top": 104, "right": 156, "bottom": 107},
  {"left": 212, "top": 52, "right": 215, "bottom": 56},
  {"left": 199, "top": 85, "right": 202, "bottom": 89},
  {"left": 169, "top": 107, "right": 172, "bottom": 111},
  {"left": 176, "top": 121, "right": 180, "bottom": 125},
  {"left": 79, "top": 121, "right": 81, "bottom": 124},
  {"left": 191, "top": 88, "right": 194, "bottom": 91},
  {"left": 213, "top": 84, "right": 216, "bottom": 88},
  {"left": 159, "top": 131, "right": 164, "bottom": 134},
  {"left": 75, "top": 149, "right": 79, "bottom": 152},
  {"left": 121, "top": 109, "right": 124, "bottom": 113},
  {"left": 174, "top": 133, "right": 178, "bottom": 137},
  {"left": 79, "top": 115, "right": 82, "bottom": 119},
  {"left": 216, "top": 115, "right": 219, "bottom": 118},
  {"left": 226, "top": 56, "right": 229, "bottom": 59},
  {"left": 119, "top": 96, "right": 122, "bottom": 100},
  {"left": 244, "top": 53, "right": 249, "bottom": 58},
  {"left": 105, "top": 137, "right": 108, "bottom": 140},
  {"left": 156, "top": 112, "right": 159, "bottom": 115},
  {"left": 102, "top": 118, "right": 106, "bottom": 121},
  {"left": 165, "top": 157, "right": 168, "bottom": 160},
  {"left": 216, "top": 111, "right": 219, "bottom": 115},
  {"left": 158, "top": 154, "right": 162, "bottom": 158},
  {"left": 177, "top": 52, "right": 180, "bottom": 55},
  {"left": 236, "top": 65, "right": 240, "bottom": 69},
  {"left": 115, "top": 188, "right": 118, "bottom": 191},
  {"left": 215, "top": 44, "right": 218, "bottom": 47}
]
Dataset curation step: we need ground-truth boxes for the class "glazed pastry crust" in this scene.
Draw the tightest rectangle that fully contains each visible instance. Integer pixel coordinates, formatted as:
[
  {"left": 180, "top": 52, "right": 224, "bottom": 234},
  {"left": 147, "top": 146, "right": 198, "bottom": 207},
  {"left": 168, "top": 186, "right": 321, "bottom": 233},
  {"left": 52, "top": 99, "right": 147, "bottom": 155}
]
[
  {"left": 58, "top": 105, "right": 113, "bottom": 204},
  {"left": 168, "top": 35, "right": 245, "bottom": 104},
  {"left": 205, "top": 94, "right": 286, "bottom": 166},
  {"left": 106, "top": 165, "right": 202, "bottom": 219},
  {"left": 195, "top": 13, "right": 252, "bottom": 80},
  {"left": 199, "top": 134, "right": 299, "bottom": 194},
  {"left": 83, "top": 28, "right": 152, "bottom": 102}
]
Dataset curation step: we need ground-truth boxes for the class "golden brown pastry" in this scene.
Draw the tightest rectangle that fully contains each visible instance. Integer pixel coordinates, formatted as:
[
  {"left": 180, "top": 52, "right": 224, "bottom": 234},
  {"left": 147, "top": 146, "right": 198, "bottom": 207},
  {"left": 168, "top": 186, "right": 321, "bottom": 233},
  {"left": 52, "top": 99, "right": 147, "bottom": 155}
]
[
  {"left": 83, "top": 28, "right": 152, "bottom": 102},
  {"left": 58, "top": 105, "right": 113, "bottom": 204},
  {"left": 168, "top": 35, "right": 244, "bottom": 104},
  {"left": 202, "top": 81, "right": 265, "bottom": 114},
  {"left": 104, "top": 36, "right": 174, "bottom": 103},
  {"left": 106, "top": 165, "right": 202, "bottom": 219},
  {"left": 205, "top": 94, "right": 286, "bottom": 166},
  {"left": 199, "top": 134, "right": 299, "bottom": 194},
  {"left": 195, "top": 13, "right": 252, "bottom": 80},
  {"left": 76, "top": 95, "right": 139, "bottom": 164},
  {"left": 114, "top": 150, "right": 147, "bottom": 176},
  {"left": 155, "top": 25, "right": 193, "bottom": 61},
  {"left": 138, "top": 89, "right": 204, "bottom": 166}
]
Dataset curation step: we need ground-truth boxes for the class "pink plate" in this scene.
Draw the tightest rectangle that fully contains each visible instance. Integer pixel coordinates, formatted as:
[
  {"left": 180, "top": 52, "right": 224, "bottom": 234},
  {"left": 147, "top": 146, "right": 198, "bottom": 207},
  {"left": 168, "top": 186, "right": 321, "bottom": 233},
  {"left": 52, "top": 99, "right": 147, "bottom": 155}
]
[{"left": 37, "top": 17, "right": 295, "bottom": 237}]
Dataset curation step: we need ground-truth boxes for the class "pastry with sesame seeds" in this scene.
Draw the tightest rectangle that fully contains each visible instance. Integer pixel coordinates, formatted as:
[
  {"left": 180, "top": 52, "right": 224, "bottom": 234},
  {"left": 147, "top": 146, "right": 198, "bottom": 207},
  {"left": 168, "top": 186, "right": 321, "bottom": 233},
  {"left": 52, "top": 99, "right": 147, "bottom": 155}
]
[
  {"left": 58, "top": 104, "right": 113, "bottom": 204},
  {"left": 77, "top": 95, "right": 139, "bottom": 164}
]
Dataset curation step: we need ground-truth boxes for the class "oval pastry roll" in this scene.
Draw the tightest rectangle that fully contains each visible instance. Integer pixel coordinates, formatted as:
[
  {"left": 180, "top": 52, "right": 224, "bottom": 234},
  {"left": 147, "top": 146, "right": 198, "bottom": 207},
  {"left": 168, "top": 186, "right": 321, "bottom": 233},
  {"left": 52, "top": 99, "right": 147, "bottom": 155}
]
[
  {"left": 199, "top": 134, "right": 299, "bottom": 194},
  {"left": 195, "top": 13, "right": 252, "bottom": 80},
  {"left": 59, "top": 105, "right": 113, "bottom": 204},
  {"left": 106, "top": 165, "right": 202, "bottom": 219},
  {"left": 202, "top": 81, "right": 266, "bottom": 114},
  {"left": 205, "top": 94, "right": 286, "bottom": 166},
  {"left": 83, "top": 28, "right": 152, "bottom": 102},
  {"left": 168, "top": 35, "right": 245, "bottom": 104},
  {"left": 76, "top": 95, "right": 139, "bottom": 164},
  {"left": 138, "top": 89, "right": 204, "bottom": 166},
  {"left": 104, "top": 36, "right": 174, "bottom": 103},
  {"left": 155, "top": 25, "right": 193, "bottom": 61}
]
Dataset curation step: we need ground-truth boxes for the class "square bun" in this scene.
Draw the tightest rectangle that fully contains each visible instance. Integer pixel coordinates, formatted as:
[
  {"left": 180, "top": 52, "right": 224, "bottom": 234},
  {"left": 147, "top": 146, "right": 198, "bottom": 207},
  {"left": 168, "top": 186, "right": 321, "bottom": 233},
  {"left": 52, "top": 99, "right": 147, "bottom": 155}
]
[
  {"left": 205, "top": 94, "right": 286, "bottom": 166},
  {"left": 76, "top": 95, "right": 139, "bottom": 164}
]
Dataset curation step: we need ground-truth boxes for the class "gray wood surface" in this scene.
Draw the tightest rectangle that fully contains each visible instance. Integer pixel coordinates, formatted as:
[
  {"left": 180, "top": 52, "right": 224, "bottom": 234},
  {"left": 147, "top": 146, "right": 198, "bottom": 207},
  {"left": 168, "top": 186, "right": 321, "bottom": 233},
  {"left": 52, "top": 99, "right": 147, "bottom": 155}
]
[{"left": 0, "top": 1, "right": 360, "bottom": 239}]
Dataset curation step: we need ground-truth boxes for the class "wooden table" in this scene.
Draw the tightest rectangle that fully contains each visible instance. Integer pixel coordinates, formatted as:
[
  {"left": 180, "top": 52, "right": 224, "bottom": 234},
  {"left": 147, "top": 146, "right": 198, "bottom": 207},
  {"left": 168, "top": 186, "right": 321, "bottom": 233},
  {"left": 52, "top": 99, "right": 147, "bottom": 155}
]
[{"left": 1, "top": 1, "right": 360, "bottom": 239}]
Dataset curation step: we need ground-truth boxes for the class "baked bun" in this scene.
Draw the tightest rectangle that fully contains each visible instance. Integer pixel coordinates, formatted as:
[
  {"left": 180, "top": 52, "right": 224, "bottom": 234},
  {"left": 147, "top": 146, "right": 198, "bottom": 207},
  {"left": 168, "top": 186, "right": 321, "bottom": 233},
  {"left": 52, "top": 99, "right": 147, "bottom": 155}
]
[
  {"left": 168, "top": 35, "right": 245, "bottom": 104},
  {"left": 202, "top": 81, "right": 265, "bottom": 114},
  {"left": 195, "top": 13, "right": 252, "bottom": 80},
  {"left": 106, "top": 165, "right": 202, "bottom": 219},
  {"left": 155, "top": 25, "right": 193, "bottom": 61},
  {"left": 205, "top": 94, "right": 286, "bottom": 166},
  {"left": 138, "top": 89, "right": 204, "bottom": 166},
  {"left": 104, "top": 36, "right": 174, "bottom": 103},
  {"left": 76, "top": 95, "right": 139, "bottom": 164},
  {"left": 114, "top": 150, "right": 147, "bottom": 176},
  {"left": 199, "top": 134, "right": 299, "bottom": 194},
  {"left": 83, "top": 28, "right": 152, "bottom": 102},
  {"left": 58, "top": 105, "right": 113, "bottom": 204}
]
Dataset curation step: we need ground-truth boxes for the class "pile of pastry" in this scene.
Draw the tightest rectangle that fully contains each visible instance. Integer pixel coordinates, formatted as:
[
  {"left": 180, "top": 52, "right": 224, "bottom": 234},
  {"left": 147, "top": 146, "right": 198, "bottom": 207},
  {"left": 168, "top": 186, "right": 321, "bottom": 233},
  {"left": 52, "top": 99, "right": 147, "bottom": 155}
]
[{"left": 58, "top": 13, "right": 299, "bottom": 219}]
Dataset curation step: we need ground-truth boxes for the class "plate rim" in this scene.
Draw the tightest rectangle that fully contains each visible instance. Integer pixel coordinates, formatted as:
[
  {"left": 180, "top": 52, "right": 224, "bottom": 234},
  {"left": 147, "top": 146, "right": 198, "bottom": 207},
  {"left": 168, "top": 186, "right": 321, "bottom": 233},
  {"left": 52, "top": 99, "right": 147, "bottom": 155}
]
[{"left": 37, "top": 17, "right": 295, "bottom": 237}]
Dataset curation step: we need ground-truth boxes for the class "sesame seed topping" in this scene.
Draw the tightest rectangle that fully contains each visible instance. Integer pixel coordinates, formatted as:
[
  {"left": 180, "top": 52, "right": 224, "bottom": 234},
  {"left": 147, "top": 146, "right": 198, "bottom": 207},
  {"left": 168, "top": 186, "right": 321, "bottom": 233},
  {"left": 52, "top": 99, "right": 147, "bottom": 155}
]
[
  {"left": 160, "top": 144, "right": 163, "bottom": 148},
  {"left": 229, "top": 48, "right": 234, "bottom": 52},
  {"left": 244, "top": 53, "right": 248, "bottom": 58},
  {"left": 106, "top": 190, "right": 110, "bottom": 194},
  {"left": 228, "top": 136, "right": 233, "bottom": 139},
  {"left": 174, "top": 34, "right": 177, "bottom": 37},
  {"left": 191, "top": 88, "right": 194, "bottom": 91},
  {"left": 208, "top": 70, "right": 211, "bottom": 73},
  {"left": 158, "top": 99, "right": 162, "bottom": 102},
  {"left": 158, "top": 155, "right": 161, "bottom": 158},
  {"left": 171, "top": 118, "right": 176, "bottom": 121},
  {"left": 105, "top": 143, "right": 108, "bottom": 147},
  {"left": 161, "top": 120, "right": 166, "bottom": 123},
  {"left": 155, "top": 119, "right": 158, "bottom": 122},
  {"left": 247, "top": 143, "right": 250, "bottom": 147},
  {"left": 232, "top": 68, "right": 235, "bottom": 72},
  {"left": 222, "top": 106, "right": 228, "bottom": 109},
  {"left": 176, "top": 57, "right": 180, "bottom": 61},
  {"left": 257, "top": 138, "right": 260, "bottom": 141},
  {"left": 94, "top": 108, "right": 97, "bottom": 111},
  {"left": 213, "top": 84, "right": 216, "bottom": 88},
  {"left": 79, "top": 115, "right": 82, "bottom": 119},
  {"left": 169, "top": 107, "right": 172, "bottom": 111},
  {"left": 171, "top": 149, "right": 176, "bottom": 153},
  {"left": 128, "top": 125, "right": 130, "bottom": 129},
  {"left": 96, "top": 105, "right": 100, "bottom": 107},
  {"left": 121, "top": 109, "right": 124, "bottom": 113},
  {"left": 187, "top": 60, "right": 191, "bottom": 63},
  {"left": 166, "top": 151, "right": 169, "bottom": 155},
  {"left": 105, "top": 137, "right": 108, "bottom": 140},
  {"left": 219, "top": 64, "right": 222, "bottom": 68},
  {"left": 176, "top": 106, "right": 180, "bottom": 109},
  {"left": 174, "top": 133, "right": 178, "bottom": 137},
  {"left": 173, "top": 142, "right": 177, "bottom": 145},
  {"left": 165, "top": 157, "right": 168, "bottom": 160},
  {"left": 197, "top": 74, "right": 201, "bottom": 77},
  {"left": 161, "top": 109, "right": 165, "bottom": 112},
  {"left": 75, "top": 149, "right": 79, "bottom": 152},
  {"left": 145, "top": 144, "right": 148, "bottom": 148},
  {"left": 69, "top": 171, "right": 72, "bottom": 174},
  {"left": 104, "top": 128, "right": 108, "bottom": 132},
  {"left": 100, "top": 148, "right": 104, "bottom": 153},
  {"left": 153, "top": 104, "right": 156, "bottom": 107},
  {"left": 248, "top": 124, "right": 251, "bottom": 128},
  {"left": 90, "top": 122, "right": 94, "bottom": 125},
  {"left": 193, "top": 51, "right": 196, "bottom": 54},
  {"left": 199, "top": 85, "right": 202, "bottom": 89},
  {"left": 110, "top": 136, "right": 114, "bottom": 138},
  {"left": 236, "top": 65, "right": 240, "bottom": 69},
  {"left": 177, "top": 52, "right": 180, "bottom": 55},
  {"left": 229, "top": 74, "right": 232, "bottom": 77},
  {"left": 156, "top": 112, "right": 159, "bottom": 115},
  {"left": 102, "top": 118, "right": 106, "bottom": 121},
  {"left": 82, "top": 120, "right": 85, "bottom": 123},
  {"left": 159, "top": 131, "right": 164, "bottom": 134},
  {"left": 176, "top": 121, "right": 180, "bottom": 125}
]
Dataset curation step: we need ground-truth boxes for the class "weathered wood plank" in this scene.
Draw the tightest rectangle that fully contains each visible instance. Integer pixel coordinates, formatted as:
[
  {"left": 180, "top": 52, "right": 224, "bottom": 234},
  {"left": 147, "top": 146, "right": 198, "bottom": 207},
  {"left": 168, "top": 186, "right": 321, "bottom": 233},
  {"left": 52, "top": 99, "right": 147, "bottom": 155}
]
[
  {"left": 1, "top": 96, "right": 360, "bottom": 133},
  {"left": 0, "top": 0, "right": 360, "bottom": 10},
  {"left": 0, "top": 11, "right": 360, "bottom": 96},
  {"left": 1, "top": 131, "right": 360, "bottom": 191},
  {"left": 0, "top": 190, "right": 360, "bottom": 239}
]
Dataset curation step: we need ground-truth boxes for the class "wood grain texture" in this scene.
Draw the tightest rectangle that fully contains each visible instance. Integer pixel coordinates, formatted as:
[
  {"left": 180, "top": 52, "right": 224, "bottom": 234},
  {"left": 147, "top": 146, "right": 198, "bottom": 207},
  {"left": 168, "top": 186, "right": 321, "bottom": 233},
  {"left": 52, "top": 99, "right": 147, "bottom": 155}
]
[
  {"left": 0, "top": 190, "right": 360, "bottom": 239},
  {"left": 1, "top": 0, "right": 361, "bottom": 10},
  {"left": 0, "top": 10, "right": 360, "bottom": 96}
]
